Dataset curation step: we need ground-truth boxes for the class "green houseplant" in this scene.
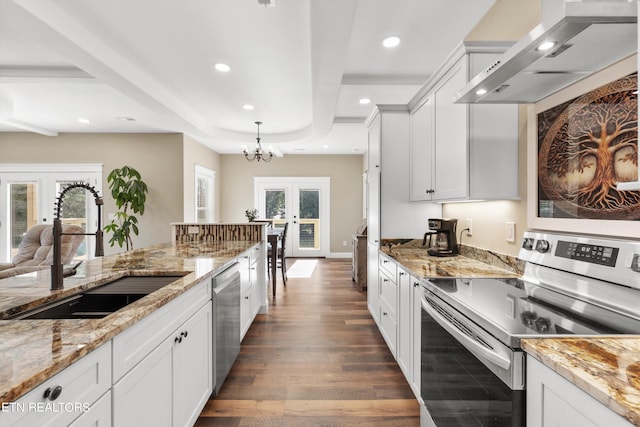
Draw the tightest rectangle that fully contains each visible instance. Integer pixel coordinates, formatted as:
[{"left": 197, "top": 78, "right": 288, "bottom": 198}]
[
  {"left": 104, "top": 165, "right": 148, "bottom": 250},
  {"left": 245, "top": 209, "right": 258, "bottom": 222}
]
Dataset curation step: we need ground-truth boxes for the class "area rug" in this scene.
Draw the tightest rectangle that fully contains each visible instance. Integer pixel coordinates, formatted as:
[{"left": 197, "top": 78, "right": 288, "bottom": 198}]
[{"left": 285, "top": 259, "right": 318, "bottom": 278}]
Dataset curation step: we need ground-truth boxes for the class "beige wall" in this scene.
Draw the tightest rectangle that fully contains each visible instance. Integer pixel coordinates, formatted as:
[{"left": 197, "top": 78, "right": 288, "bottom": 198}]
[
  {"left": 466, "top": 0, "right": 540, "bottom": 41},
  {"left": 0, "top": 132, "right": 184, "bottom": 255},
  {"left": 182, "top": 135, "right": 221, "bottom": 222},
  {"left": 219, "top": 154, "right": 364, "bottom": 255}
]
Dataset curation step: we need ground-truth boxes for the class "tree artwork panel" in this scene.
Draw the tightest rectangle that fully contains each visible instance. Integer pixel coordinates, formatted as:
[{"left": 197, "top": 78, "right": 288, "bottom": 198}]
[{"left": 538, "top": 73, "right": 640, "bottom": 220}]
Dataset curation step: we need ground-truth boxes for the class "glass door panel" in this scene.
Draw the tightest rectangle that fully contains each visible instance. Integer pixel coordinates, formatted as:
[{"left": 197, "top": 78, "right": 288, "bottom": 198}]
[
  {"left": 297, "top": 189, "right": 320, "bottom": 251},
  {"left": 8, "top": 181, "right": 39, "bottom": 260},
  {"left": 264, "top": 189, "right": 287, "bottom": 229}
]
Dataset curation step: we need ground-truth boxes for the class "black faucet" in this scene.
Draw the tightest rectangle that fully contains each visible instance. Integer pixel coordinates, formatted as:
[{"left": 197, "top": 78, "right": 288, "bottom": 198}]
[{"left": 51, "top": 182, "right": 104, "bottom": 290}]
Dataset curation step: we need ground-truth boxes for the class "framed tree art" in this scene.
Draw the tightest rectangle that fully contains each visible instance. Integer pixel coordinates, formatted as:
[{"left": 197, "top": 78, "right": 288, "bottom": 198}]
[{"left": 527, "top": 56, "right": 640, "bottom": 238}]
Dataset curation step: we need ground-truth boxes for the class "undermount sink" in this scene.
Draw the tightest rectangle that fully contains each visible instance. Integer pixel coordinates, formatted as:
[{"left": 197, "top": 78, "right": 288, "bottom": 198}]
[{"left": 10, "top": 275, "right": 185, "bottom": 320}]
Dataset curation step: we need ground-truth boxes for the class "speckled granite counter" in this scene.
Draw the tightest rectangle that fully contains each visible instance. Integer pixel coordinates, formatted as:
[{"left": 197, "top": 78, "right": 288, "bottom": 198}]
[
  {"left": 0, "top": 240, "right": 257, "bottom": 405},
  {"left": 522, "top": 338, "right": 640, "bottom": 426},
  {"left": 380, "top": 239, "right": 522, "bottom": 279}
]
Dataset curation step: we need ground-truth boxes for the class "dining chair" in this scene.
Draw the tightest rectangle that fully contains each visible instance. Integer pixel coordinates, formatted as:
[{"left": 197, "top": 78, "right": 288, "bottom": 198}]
[{"left": 267, "top": 222, "right": 288, "bottom": 285}]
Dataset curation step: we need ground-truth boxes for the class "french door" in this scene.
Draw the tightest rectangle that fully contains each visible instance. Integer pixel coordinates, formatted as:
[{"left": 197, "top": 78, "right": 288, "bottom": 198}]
[
  {"left": 255, "top": 177, "right": 330, "bottom": 258},
  {"left": 0, "top": 164, "right": 102, "bottom": 263}
]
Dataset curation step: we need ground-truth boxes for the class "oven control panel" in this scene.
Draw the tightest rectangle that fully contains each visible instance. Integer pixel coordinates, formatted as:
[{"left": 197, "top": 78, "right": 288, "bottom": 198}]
[
  {"left": 519, "top": 231, "right": 640, "bottom": 290},
  {"left": 555, "top": 241, "right": 619, "bottom": 267}
]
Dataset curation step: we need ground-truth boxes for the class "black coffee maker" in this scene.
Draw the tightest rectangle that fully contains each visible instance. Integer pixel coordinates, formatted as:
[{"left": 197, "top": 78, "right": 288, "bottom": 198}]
[{"left": 425, "top": 218, "right": 459, "bottom": 257}]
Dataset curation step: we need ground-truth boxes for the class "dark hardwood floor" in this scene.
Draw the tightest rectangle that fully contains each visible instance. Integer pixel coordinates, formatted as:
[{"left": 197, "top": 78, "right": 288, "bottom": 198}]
[{"left": 195, "top": 258, "right": 420, "bottom": 426}]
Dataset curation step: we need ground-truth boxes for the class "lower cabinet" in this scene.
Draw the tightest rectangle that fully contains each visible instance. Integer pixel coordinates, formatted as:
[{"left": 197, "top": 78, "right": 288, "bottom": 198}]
[
  {"left": 527, "top": 355, "right": 632, "bottom": 427},
  {"left": 113, "top": 302, "right": 212, "bottom": 427},
  {"left": 373, "top": 254, "right": 422, "bottom": 403},
  {"left": 0, "top": 343, "right": 112, "bottom": 427}
]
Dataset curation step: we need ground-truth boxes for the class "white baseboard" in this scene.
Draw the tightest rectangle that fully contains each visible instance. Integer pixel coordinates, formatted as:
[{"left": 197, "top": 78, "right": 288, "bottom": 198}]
[{"left": 328, "top": 252, "right": 352, "bottom": 259}]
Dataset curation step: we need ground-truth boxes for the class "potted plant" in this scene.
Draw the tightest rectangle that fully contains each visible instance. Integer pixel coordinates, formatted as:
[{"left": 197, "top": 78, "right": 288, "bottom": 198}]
[
  {"left": 245, "top": 209, "right": 258, "bottom": 222},
  {"left": 104, "top": 165, "right": 148, "bottom": 250}
]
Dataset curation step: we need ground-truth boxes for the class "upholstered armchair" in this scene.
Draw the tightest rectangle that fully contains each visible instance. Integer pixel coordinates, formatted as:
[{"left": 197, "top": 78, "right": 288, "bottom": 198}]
[{"left": 0, "top": 224, "right": 85, "bottom": 280}]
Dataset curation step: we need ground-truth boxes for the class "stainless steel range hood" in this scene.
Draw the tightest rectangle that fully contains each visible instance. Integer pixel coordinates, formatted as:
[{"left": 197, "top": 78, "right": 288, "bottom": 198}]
[{"left": 454, "top": 1, "right": 637, "bottom": 104}]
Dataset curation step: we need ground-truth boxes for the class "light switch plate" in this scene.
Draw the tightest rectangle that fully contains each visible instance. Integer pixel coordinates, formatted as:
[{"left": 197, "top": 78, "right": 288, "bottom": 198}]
[{"left": 506, "top": 222, "right": 515, "bottom": 243}]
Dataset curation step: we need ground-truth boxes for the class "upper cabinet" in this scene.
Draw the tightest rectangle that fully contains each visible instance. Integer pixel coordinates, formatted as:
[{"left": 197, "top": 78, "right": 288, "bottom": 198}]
[
  {"left": 409, "top": 42, "right": 520, "bottom": 202},
  {"left": 366, "top": 106, "right": 442, "bottom": 241}
]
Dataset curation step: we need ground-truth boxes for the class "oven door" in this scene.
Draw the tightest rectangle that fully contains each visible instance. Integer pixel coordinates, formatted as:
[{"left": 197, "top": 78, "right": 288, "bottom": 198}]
[{"left": 421, "top": 289, "right": 525, "bottom": 427}]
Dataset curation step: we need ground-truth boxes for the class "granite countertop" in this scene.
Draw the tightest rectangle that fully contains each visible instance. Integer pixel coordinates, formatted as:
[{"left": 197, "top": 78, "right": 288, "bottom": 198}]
[
  {"left": 0, "top": 240, "right": 257, "bottom": 405},
  {"left": 522, "top": 338, "right": 640, "bottom": 426},
  {"left": 380, "top": 241, "right": 522, "bottom": 279}
]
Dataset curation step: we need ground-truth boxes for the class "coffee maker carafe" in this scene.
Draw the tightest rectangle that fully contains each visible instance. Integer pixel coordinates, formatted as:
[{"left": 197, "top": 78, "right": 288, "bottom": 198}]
[{"left": 426, "top": 218, "right": 459, "bottom": 257}]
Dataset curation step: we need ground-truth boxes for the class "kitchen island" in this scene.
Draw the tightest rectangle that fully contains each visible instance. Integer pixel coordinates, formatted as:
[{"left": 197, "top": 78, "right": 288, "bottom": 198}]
[{"left": 0, "top": 240, "right": 258, "bottom": 419}]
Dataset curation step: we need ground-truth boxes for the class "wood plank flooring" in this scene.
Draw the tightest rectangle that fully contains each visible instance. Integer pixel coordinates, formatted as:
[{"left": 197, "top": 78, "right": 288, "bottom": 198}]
[{"left": 195, "top": 258, "right": 420, "bottom": 426}]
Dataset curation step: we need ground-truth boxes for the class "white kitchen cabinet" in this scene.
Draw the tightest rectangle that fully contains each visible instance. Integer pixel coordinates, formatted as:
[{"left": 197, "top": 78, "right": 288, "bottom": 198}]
[
  {"left": 240, "top": 244, "right": 263, "bottom": 340},
  {"left": 410, "top": 276, "right": 422, "bottom": 398},
  {"left": 366, "top": 106, "right": 441, "bottom": 241},
  {"left": 378, "top": 253, "right": 398, "bottom": 357},
  {"left": 112, "top": 279, "right": 212, "bottom": 427},
  {"left": 0, "top": 343, "right": 111, "bottom": 427},
  {"left": 527, "top": 355, "right": 632, "bottom": 427},
  {"left": 409, "top": 95, "right": 434, "bottom": 201},
  {"left": 409, "top": 42, "right": 519, "bottom": 202},
  {"left": 240, "top": 285, "right": 253, "bottom": 339},
  {"left": 396, "top": 266, "right": 412, "bottom": 377},
  {"left": 113, "top": 302, "right": 212, "bottom": 427},
  {"left": 367, "top": 242, "right": 380, "bottom": 324},
  {"left": 173, "top": 302, "right": 213, "bottom": 427}
]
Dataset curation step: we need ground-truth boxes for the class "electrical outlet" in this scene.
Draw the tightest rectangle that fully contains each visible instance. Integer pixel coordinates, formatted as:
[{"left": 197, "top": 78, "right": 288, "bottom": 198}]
[
  {"left": 342, "top": 240, "right": 347, "bottom": 247},
  {"left": 466, "top": 218, "right": 472, "bottom": 236},
  {"left": 506, "top": 222, "right": 515, "bottom": 243}
]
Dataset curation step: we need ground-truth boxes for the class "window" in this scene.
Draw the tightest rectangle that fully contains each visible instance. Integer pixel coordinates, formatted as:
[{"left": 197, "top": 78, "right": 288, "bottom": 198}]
[{"left": 195, "top": 165, "right": 215, "bottom": 223}]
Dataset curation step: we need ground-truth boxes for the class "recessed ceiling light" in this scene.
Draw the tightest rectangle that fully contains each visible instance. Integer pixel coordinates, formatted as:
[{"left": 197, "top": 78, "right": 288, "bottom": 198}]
[
  {"left": 536, "top": 41, "right": 557, "bottom": 52},
  {"left": 214, "top": 63, "right": 231, "bottom": 72},
  {"left": 382, "top": 36, "right": 401, "bottom": 48},
  {"left": 359, "top": 98, "right": 371, "bottom": 105},
  {"left": 77, "top": 118, "right": 91, "bottom": 124},
  {"left": 476, "top": 88, "right": 488, "bottom": 96},
  {"left": 322, "top": 145, "right": 329, "bottom": 149},
  {"left": 242, "top": 104, "right": 254, "bottom": 110}
]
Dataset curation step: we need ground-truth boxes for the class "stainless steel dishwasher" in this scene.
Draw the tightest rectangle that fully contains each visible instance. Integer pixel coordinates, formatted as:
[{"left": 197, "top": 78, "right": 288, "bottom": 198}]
[{"left": 211, "top": 262, "right": 241, "bottom": 396}]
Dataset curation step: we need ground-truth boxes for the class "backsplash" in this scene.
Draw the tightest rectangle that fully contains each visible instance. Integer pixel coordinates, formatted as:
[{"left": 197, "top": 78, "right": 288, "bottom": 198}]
[
  {"left": 172, "top": 223, "right": 265, "bottom": 243},
  {"left": 380, "top": 238, "right": 524, "bottom": 275}
]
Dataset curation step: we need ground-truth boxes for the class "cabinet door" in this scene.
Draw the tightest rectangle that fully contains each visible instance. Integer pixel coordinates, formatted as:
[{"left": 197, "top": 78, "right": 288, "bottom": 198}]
[
  {"left": 433, "top": 57, "right": 469, "bottom": 200},
  {"left": 240, "top": 287, "right": 253, "bottom": 339},
  {"left": 112, "top": 338, "right": 173, "bottom": 427},
  {"left": 527, "top": 356, "right": 633, "bottom": 427},
  {"left": 411, "top": 277, "right": 422, "bottom": 398},
  {"left": 174, "top": 303, "right": 213, "bottom": 427},
  {"left": 397, "top": 268, "right": 412, "bottom": 379},
  {"left": 410, "top": 96, "right": 434, "bottom": 201},
  {"left": 367, "top": 243, "right": 380, "bottom": 324}
]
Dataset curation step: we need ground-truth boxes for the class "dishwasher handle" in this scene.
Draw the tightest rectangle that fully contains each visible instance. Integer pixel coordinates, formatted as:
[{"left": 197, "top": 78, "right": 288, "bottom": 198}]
[
  {"left": 212, "top": 261, "right": 240, "bottom": 290},
  {"left": 421, "top": 295, "right": 511, "bottom": 371}
]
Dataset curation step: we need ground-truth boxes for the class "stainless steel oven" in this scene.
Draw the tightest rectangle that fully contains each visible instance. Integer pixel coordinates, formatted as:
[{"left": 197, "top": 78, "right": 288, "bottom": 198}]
[{"left": 420, "top": 231, "right": 640, "bottom": 426}]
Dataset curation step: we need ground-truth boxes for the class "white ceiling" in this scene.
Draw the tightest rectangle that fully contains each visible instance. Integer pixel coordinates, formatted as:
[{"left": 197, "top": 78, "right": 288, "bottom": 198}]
[{"left": 0, "top": 0, "right": 496, "bottom": 155}]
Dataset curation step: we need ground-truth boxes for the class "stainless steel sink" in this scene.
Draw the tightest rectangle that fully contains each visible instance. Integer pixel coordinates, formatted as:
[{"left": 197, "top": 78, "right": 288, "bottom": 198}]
[{"left": 10, "top": 275, "right": 185, "bottom": 320}]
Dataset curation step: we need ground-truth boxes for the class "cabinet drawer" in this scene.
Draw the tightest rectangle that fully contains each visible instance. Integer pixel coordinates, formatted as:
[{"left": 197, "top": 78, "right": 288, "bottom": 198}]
[
  {"left": 112, "top": 279, "right": 211, "bottom": 381},
  {"left": 379, "top": 254, "right": 397, "bottom": 279},
  {"left": 379, "top": 303, "right": 397, "bottom": 357},
  {"left": 0, "top": 343, "right": 111, "bottom": 427},
  {"left": 379, "top": 269, "right": 397, "bottom": 318},
  {"left": 68, "top": 390, "right": 111, "bottom": 427}
]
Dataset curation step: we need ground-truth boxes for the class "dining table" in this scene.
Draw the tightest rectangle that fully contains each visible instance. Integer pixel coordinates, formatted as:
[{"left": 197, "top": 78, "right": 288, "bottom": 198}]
[{"left": 267, "top": 227, "right": 283, "bottom": 297}]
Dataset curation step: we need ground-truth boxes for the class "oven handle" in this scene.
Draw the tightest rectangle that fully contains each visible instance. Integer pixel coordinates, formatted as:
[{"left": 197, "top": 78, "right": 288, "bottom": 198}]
[{"left": 421, "top": 297, "right": 511, "bottom": 370}]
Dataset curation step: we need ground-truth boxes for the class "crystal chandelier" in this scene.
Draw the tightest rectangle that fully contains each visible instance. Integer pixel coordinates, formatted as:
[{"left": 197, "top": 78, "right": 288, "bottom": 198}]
[{"left": 243, "top": 121, "right": 273, "bottom": 162}]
